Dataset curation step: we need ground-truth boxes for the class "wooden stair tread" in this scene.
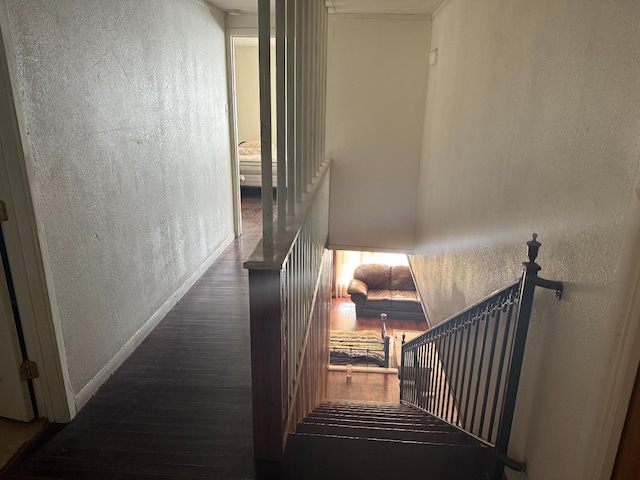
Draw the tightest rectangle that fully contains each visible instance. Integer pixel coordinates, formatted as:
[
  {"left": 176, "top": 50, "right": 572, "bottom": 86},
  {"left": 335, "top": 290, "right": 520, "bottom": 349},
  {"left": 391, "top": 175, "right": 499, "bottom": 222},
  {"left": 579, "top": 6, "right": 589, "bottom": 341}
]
[
  {"left": 292, "top": 431, "right": 483, "bottom": 448},
  {"left": 284, "top": 401, "right": 491, "bottom": 480},
  {"left": 297, "top": 423, "right": 475, "bottom": 444},
  {"left": 284, "top": 431, "right": 491, "bottom": 480},
  {"left": 303, "top": 416, "right": 456, "bottom": 430}
]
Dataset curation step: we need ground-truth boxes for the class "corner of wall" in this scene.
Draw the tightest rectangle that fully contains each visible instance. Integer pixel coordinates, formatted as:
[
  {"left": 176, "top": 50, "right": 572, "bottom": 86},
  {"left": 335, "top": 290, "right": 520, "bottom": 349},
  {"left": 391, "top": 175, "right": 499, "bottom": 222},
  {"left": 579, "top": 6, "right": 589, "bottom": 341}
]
[{"left": 73, "top": 233, "right": 234, "bottom": 410}]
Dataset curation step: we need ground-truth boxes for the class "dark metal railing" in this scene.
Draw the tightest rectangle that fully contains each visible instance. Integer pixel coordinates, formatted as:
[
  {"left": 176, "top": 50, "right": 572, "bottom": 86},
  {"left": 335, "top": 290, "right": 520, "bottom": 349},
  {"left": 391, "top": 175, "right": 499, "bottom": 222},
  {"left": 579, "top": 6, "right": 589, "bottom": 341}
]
[
  {"left": 401, "top": 281, "right": 520, "bottom": 439},
  {"left": 400, "top": 234, "right": 563, "bottom": 479}
]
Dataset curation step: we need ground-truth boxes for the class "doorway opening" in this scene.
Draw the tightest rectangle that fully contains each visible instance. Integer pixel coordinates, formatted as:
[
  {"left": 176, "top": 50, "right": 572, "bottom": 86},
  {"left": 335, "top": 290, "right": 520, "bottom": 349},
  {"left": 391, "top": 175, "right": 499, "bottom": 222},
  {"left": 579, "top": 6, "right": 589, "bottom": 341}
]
[
  {"left": 228, "top": 35, "right": 278, "bottom": 237},
  {"left": 0, "top": 215, "right": 47, "bottom": 471},
  {"left": 328, "top": 250, "right": 428, "bottom": 403},
  {"left": 0, "top": 220, "right": 37, "bottom": 421}
]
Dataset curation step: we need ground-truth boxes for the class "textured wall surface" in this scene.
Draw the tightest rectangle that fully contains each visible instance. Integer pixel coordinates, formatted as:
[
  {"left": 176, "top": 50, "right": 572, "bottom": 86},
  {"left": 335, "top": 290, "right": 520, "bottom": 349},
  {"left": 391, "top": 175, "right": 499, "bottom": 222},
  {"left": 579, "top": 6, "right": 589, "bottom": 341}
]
[
  {"left": 325, "top": 17, "right": 430, "bottom": 252},
  {"left": 6, "top": 0, "right": 234, "bottom": 397},
  {"left": 409, "top": 1, "right": 640, "bottom": 478}
]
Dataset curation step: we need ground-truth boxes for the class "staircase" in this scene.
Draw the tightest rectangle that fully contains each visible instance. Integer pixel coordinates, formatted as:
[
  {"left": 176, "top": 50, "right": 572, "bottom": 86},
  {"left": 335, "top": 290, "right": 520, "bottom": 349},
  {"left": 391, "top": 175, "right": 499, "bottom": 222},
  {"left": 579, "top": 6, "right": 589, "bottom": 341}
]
[{"left": 283, "top": 400, "right": 492, "bottom": 480}]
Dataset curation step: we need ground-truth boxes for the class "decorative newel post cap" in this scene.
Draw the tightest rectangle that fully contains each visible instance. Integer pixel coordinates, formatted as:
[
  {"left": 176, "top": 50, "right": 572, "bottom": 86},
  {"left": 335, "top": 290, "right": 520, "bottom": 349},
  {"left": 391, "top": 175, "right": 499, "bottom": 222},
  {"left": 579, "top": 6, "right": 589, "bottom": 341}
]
[{"left": 527, "top": 233, "right": 541, "bottom": 263}]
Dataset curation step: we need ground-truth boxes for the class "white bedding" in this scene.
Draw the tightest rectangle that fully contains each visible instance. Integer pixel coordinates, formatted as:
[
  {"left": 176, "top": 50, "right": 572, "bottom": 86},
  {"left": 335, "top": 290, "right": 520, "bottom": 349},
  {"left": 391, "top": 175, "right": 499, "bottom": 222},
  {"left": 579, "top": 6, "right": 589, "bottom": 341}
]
[{"left": 239, "top": 153, "right": 278, "bottom": 187}]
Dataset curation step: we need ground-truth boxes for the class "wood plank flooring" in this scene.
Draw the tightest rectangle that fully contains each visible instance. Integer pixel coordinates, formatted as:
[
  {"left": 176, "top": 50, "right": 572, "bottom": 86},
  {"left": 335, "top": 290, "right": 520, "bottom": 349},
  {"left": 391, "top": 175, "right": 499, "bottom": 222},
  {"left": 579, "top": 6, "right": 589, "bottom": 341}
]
[
  {"left": 0, "top": 189, "right": 267, "bottom": 480},
  {"left": 326, "top": 371, "right": 400, "bottom": 404},
  {"left": 0, "top": 189, "right": 427, "bottom": 479},
  {"left": 330, "top": 297, "right": 428, "bottom": 338}
]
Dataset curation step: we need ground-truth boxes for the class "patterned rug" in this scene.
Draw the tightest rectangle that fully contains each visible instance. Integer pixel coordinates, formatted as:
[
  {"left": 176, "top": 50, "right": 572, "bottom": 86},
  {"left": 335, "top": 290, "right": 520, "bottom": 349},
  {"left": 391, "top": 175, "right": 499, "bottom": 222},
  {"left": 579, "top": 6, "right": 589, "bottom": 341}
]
[{"left": 329, "top": 330, "right": 390, "bottom": 368}]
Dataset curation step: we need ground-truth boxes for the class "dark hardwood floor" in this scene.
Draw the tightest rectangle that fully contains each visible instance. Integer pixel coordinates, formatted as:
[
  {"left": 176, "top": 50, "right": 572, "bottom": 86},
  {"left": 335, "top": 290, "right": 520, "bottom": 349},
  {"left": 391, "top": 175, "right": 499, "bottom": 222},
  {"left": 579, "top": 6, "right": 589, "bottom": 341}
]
[
  {"left": 0, "top": 189, "right": 266, "bottom": 480},
  {"left": 1, "top": 189, "right": 427, "bottom": 479}
]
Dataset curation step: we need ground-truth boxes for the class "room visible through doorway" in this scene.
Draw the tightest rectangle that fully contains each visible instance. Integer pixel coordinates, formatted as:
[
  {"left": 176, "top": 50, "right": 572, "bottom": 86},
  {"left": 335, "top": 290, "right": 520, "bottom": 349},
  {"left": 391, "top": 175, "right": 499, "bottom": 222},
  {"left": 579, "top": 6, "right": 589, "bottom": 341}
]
[{"left": 328, "top": 250, "right": 428, "bottom": 403}]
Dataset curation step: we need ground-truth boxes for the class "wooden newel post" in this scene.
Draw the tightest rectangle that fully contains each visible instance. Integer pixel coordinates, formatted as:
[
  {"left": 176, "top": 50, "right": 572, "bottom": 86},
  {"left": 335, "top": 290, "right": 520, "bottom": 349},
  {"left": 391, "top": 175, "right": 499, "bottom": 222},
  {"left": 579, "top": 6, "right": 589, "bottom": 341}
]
[
  {"left": 248, "top": 269, "right": 286, "bottom": 461},
  {"left": 492, "top": 234, "right": 563, "bottom": 479}
]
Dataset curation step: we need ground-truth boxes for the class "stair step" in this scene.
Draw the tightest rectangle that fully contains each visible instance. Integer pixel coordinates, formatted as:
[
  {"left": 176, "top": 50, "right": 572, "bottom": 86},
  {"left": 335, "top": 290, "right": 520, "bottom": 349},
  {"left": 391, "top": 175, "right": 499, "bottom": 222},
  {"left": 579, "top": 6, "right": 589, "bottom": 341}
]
[
  {"left": 319, "top": 400, "right": 413, "bottom": 410},
  {"left": 303, "top": 415, "right": 456, "bottom": 431},
  {"left": 315, "top": 403, "right": 426, "bottom": 412},
  {"left": 314, "top": 405, "right": 433, "bottom": 418},
  {"left": 308, "top": 408, "right": 443, "bottom": 420},
  {"left": 316, "top": 403, "right": 434, "bottom": 415},
  {"left": 305, "top": 415, "right": 443, "bottom": 428},
  {"left": 309, "top": 402, "right": 461, "bottom": 433},
  {"left": 286, "top": 401, "right": 491, "bottom": 479},
  {"left": 296, "top": 422, "right": 475, "bottom": 445},
  {"left": 284, "top": 432, "right": 492, "bottom": 480}
]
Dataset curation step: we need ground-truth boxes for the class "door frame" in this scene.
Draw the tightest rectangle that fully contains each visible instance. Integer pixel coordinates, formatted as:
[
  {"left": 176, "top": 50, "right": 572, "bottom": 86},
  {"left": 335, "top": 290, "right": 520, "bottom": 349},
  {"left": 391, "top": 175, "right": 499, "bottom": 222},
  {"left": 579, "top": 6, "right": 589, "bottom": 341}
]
[
  {"left": 226, "top": 30, "right": 243, "bottom": 238},
  {"left": 611, "top": 362, "right": 640, "bottom": 479},
  {"left": 0, "top": 1, "right": 74, "bottom": 423},
  {"left": 590, "top": 177, "right": 640, "bottom": 479},
  {"left": 226, "top": 15, "right": 273, "bottom": 237},
  {"left": 0, "top": 213, "right": 37, "bottom": 421}
]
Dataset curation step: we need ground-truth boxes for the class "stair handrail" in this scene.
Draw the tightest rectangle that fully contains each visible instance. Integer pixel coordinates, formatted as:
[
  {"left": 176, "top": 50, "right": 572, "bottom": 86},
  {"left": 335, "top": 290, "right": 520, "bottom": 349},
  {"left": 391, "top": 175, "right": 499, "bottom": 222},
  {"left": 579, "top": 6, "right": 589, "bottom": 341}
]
[{"left": 400, "top": 234, "right": 563, "bottom": 480}]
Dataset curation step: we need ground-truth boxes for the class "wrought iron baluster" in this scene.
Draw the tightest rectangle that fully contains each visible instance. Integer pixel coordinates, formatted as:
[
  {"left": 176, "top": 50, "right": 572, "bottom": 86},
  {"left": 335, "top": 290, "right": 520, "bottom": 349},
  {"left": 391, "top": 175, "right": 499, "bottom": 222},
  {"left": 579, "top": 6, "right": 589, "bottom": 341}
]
[
  {"left": 479, "top": 308, "right": 502, "bottom": 438},
  {"left": 444, "top": 322, "right": 456, "bottom": 422},
  {"left": 397, "top": 234, "right": 562, "bottom": 480},
  {"left": 488, "top": 292, "right": 517, "bottom": 443},
  {"left": 419, "top": 342, "right": 427, "bottom": 409},
  {"left": 458, "top": 313, "right": 473, "bottom": 427},
  {"left": 463, "top": 313, "right": 481, "bottom": 430},
  {"left": 452, "top": 316, "right": 465, "bottom": 425},
  {"left": 470, "top": 310, "right": 491, "bottom": 434},
  {"left": 427, "top": 336, "right": 436, "bottom": 412},
  {"left": 433, "top": 333, "right": 442, "bottom": 416}
]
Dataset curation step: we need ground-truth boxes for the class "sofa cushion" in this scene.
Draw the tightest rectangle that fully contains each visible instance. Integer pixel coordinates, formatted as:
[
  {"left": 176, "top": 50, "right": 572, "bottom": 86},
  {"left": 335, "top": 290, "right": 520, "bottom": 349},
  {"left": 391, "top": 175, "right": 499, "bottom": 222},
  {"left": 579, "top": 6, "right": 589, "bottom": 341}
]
[
  {"left": 390, "top": 290, "right": 422, "bottom": 311},
  {"left": 347, "top": 279, "right": 368, "bottom": 297},
  {"left": 365, "top": 289, "right": 392, "bottom": 309},
  {"left": 354, "top": 264, "right": 390, "bottom": 290},
  {"left": 389, "top": 265, "right": 416, "bottom": 291}
]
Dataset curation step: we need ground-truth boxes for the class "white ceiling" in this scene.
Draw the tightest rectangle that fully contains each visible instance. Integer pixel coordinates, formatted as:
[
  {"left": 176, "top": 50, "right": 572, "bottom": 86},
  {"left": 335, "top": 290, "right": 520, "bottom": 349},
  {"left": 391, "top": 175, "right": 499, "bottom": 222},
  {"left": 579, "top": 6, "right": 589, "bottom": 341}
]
[{"left": 206, "top": 0, "right": 445, "bottom": 16}]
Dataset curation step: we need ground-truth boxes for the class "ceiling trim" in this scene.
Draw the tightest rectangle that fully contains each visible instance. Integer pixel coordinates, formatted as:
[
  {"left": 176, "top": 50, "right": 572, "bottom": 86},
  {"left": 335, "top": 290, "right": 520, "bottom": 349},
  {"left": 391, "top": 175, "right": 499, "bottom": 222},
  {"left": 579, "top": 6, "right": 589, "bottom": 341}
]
[{"left": 329, "top": 13, "right": 431, "bottom": 21}]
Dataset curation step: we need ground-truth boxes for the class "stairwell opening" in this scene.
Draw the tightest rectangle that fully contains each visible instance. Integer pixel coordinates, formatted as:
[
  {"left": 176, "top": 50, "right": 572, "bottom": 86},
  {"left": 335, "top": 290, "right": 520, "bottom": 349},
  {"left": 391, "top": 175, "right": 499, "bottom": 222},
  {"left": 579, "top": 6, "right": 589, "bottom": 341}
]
[{"left": 327, "top": 249, "right": 428, "bottom": 404}]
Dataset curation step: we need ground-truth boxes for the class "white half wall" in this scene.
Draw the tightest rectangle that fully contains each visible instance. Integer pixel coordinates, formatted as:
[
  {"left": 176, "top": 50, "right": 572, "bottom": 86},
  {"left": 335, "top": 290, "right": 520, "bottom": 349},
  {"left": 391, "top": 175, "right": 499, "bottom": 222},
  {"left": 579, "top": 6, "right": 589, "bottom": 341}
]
[
  {"left": 409, "top": 1, "right": 640, "bottom": 479},
  {"left": 4, "top": 0, "right": 235, "bottom": 407},
  {"left": 326, "top": 16, "right": 431, "bottom": 252}
]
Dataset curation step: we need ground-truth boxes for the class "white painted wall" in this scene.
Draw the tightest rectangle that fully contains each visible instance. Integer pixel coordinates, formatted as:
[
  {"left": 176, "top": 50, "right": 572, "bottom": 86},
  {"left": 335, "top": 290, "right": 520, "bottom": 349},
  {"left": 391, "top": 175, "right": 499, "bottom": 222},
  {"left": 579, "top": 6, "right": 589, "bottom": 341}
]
[
  {"left": 325, "top": 16, "right": 430, "bottom": 252},
  {"left": 4, "top": 0, "right": 234, "bottom": 407},
  {"left": 234, "top": 42, "right": 277, "bottom": 143},
  {"left": 409, "top": 1, "right": 640, "bottom": 479}
]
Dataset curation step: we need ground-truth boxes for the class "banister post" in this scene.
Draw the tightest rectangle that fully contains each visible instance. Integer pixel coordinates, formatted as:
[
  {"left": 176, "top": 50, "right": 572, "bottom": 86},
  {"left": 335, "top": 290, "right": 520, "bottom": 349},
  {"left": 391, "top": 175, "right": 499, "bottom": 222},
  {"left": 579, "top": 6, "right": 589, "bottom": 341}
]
[
  {"left": 248, "top": 269, "right": 286, "bottom": 461},
  {"left": 492, "top": 234, "right": 562, "bottom": 478}
]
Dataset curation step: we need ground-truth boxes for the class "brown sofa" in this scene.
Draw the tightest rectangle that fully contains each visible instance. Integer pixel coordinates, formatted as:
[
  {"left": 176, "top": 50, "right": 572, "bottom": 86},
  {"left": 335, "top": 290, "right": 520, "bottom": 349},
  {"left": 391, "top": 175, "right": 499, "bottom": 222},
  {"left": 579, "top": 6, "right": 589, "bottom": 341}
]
[{"left": 347, "top": 264, "right": 426, "bottom": 321}]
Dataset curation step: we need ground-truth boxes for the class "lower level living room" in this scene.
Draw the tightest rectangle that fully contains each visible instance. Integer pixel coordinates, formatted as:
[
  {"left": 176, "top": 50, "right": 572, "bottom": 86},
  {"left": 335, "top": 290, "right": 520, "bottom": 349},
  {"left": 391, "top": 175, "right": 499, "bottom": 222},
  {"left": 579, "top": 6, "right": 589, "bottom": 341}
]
[{"left": 328, "top": 250, "right": 429, "bottom": 404}]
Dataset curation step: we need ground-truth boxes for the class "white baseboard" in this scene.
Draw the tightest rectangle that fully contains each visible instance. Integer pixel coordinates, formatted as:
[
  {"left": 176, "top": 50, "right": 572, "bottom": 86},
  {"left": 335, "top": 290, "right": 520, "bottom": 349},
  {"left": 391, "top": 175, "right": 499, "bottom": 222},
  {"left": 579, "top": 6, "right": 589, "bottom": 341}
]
[{"left": 73, "top": 234, "right": 235, "bottom": 411}]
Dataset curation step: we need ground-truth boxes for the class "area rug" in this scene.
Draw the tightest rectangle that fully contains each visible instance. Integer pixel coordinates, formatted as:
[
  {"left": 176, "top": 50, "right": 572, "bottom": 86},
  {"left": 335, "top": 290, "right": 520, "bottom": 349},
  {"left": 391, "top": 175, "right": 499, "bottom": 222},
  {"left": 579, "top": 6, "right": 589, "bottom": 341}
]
[{"left": 330, "top": 330, "right": 392, "bottom": 368}]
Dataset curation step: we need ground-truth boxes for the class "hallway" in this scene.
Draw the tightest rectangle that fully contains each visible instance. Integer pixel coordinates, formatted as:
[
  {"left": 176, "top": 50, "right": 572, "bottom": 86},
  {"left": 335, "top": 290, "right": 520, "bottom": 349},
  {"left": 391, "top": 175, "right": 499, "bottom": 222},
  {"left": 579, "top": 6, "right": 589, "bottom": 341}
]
[{"left": 0, "top": 192, "right": 265, "bottom": 479}]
